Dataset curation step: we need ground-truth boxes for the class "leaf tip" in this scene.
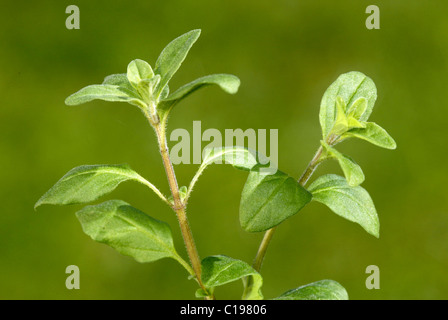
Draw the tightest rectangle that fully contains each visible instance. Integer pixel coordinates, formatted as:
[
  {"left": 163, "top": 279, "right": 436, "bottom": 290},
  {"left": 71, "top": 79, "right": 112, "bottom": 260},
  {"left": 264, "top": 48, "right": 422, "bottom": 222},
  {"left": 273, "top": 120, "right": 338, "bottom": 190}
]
[
  {"left": 34, "top": 198, "right": 44, "bottom": 210},
  {"left": 368, "top": 219, "right": 380, "bottom": 238},
  {"left": 190, "top": 28, "right": 202, "bottom": 36},
  {"left": 388, "top": 139, "right": 397, "bottom": 150},
  {"left": 226, "top": 76, "right": 241, "bottom": 94},
  {"left": 347, "top": 175, "right": 364, "bottom": 187},
  {"left": 64, "top": 95, "right": 76, "bottom": 106}
]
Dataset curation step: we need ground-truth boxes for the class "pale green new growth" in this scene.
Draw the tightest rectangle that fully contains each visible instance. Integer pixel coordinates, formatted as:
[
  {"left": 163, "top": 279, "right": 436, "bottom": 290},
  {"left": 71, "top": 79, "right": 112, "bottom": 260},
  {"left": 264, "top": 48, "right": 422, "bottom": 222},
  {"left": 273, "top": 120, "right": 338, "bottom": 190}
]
[
  {"left": 347, "top": 97, "right": 368, "bottom": 120},
  {"left": 127, "top": 59, "right": 154, "bottom": 89},
  {"left": 320, "top": 71, "right": 377, "bottom": 139},
  {"left": 321, "top": 142, "right": 365, "bottom": 187},
  {"left": 64, "top": 28, "right": 240, "bottom": 127}
]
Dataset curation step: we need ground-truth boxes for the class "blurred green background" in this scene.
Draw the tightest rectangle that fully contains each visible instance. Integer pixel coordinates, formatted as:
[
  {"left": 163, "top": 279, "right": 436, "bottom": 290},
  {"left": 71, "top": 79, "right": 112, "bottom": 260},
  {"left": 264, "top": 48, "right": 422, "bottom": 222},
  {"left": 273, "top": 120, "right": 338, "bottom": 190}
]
[{"left": 1, "top": 0, "right": 447, "bottom": 300}]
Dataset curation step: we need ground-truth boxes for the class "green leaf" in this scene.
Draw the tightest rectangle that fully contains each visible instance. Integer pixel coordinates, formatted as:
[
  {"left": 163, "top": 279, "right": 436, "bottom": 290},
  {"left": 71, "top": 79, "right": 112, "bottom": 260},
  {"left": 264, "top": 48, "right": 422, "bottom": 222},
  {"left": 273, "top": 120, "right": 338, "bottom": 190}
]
[
  {"left": 347, "top": 116, "right": 366, "bottom": 129},
  {"left": 320, "top": 71, "right": 377, "bottom": 139},
  {"left": 127, "top": 59, "right": 154, "bottom": 89},
  {"left": 331, "top": 96, "right": 349, "bottom": 135},
  {"left": 199, "top": 255, "right": 263, "bottom": 300},
  {"left": 308, "top": 174, "right": 379, "bottom": 237},
  {"left": 342, "top": 122, "right": 397, "bottom": 150},
  {"left": 186, "top": 147, "right": 267, "bottom": 204},
  {"left": 321, "top": 142, "right": 365, "bottom": 187},
  {"left": 102, "top": 73, "right": 136, "bottom": 93},
  {"left": 158, "top": 74, "right": 240, "bottom": 111},
  {"left": 347, "top": 97, "right": 368, "bottom": 120},
  {"left": 65, "top": 84, "right": 146, "bottom": 109},
  {"left": 35, "top": 164, "right": 151, "bottom": 208},
  {"left": 168, "top": 186, "right": 188, "bottom": 205},
  {"left": 274, "top": 280, "right": 349, "bottom": 300},
  {"left": 154, "top": 29, "right": 201, "bottom": 97},
  {"left": 76, "top": 200, "right": 178, "bottom": 263},
  {"left": 202, "top": 146, "right": 261, "bottom": 171},
  {"left": 160, "top": 84, "right": 170, "bottom": 100},
  {"left": 136, "top": 75, "right": 161, "bottom": 103},
  {"left": 239, "top": 170, "right": 312, "bottom": 232}
]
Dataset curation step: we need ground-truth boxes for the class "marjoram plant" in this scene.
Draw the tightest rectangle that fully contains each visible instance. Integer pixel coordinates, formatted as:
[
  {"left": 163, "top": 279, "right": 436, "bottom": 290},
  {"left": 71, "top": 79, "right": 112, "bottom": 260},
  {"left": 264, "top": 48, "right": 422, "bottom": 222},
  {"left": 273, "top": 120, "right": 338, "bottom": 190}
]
[{"left": 35, "top": 29, "right": 396, "bottom": 300}]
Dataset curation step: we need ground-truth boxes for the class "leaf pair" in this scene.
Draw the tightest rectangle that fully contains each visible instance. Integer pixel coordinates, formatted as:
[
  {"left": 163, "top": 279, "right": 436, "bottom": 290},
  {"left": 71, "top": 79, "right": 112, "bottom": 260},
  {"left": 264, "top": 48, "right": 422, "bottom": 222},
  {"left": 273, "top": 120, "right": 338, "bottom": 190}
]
[
  {"left": 240, "top": 171, "right": 379, "bottom": 237},
  {"left": 33, "top": 146, "right": 270, "bottom": 273},
  {"left": 65, "top": 29, "right": 240, "bottom": 123},
  {"left": 34, "top": 165, "right": 189, "bottom": 266}
]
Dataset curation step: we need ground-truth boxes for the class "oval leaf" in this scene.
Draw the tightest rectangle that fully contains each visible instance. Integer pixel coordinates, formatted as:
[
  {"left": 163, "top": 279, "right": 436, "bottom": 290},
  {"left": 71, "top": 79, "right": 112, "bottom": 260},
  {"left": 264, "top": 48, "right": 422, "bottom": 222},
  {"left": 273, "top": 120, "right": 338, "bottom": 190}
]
[
  {"left": 320, "top": 72, "right": 377, "bottom": 139},
  {"left": 274, "top": 280, "right": 348, "bottom": 300},
  {"left": 308, "top": 174, "right": 379, "bottom": 237},
  {"left": 154, "top": 29, "right": 201, "bottom": 97},
  {"left": 65, "top": 84, "right": 145, "bottom": 109},
  {"left": 202, "top": 146, "right": 262, "bottom": 171},
  {"left": 331, "top": 96, "right": 349, "bottom": 135},
  {"left": 76, "top": 200, "right": 178, "bottom": 263},
  {"left": 102, "top": 73, "right": 136, "bottom": 93},
  {"left": 159, "top": 74, "right": 240, "bottom": 111},
  {"left": 342, "top": 122, "right": 397, "bottom": 150},
  {"left": 35, "top": 164, "right": 149, "bottom": 208},
  {"left": 199, "top": 255, "right": 263, "bottom": 300},
  {"left": 127, "top": 59, "right": 154, "bottom": 89},
  {"left": 186, "top": 147, "right": 268, "bottom": 203},
  {"left": 322, "top": 142, "right": 365, "bottom": 187},
  {"left": 347, "top": 97, "right": 368, "bottom": 120},
  {"left": 240, "top": 170, "right": 312, "bottom": 232}
]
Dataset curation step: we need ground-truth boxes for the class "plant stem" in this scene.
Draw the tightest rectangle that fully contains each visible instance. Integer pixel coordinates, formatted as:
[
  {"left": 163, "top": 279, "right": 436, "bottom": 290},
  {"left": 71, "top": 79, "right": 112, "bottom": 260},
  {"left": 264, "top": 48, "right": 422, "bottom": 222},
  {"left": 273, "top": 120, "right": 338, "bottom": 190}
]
[
  {"left": 252, "top": 227, "right": 277, "bottom": 272},
  {"left": 251, "top": 145, "right": 324, "bottom": 273},
  {"left": 298, "top": 145, "right": 324, "bottom": 186},
  {"left": 152, "top": 121, "right": 211, "bottom": 298}
]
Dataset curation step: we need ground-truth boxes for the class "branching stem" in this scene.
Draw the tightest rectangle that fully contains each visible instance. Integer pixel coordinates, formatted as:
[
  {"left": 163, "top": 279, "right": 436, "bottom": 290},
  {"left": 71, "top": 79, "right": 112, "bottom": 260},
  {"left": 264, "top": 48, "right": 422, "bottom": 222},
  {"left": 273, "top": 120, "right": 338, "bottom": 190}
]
[{"left": 151, "top": 119, "right": 213, "bottom": 299}]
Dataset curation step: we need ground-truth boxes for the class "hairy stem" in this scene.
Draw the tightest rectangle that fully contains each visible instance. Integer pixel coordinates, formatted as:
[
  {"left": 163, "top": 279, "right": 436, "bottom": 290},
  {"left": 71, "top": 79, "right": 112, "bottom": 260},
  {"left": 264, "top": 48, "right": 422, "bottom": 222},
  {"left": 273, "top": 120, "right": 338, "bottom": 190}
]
[{"left": 152, "top": 120, "right": 212, "bottom": 299}]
